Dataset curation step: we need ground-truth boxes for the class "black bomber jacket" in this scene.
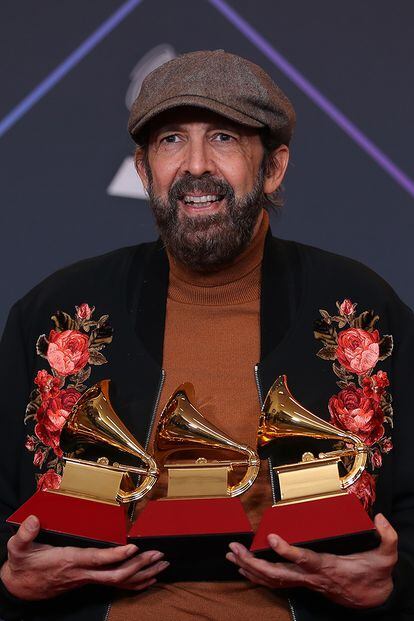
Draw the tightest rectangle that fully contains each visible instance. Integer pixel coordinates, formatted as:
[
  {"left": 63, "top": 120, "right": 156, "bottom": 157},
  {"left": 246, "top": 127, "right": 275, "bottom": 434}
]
[{"left": 0, "top": 233, "right": 413, "bottom": 621}]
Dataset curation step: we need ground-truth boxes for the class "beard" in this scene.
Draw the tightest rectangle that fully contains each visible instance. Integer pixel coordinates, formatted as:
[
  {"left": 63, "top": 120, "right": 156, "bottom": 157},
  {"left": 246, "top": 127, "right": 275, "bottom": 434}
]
[{"left": 146, "top": 166, "right": 267, "bottom": 272}]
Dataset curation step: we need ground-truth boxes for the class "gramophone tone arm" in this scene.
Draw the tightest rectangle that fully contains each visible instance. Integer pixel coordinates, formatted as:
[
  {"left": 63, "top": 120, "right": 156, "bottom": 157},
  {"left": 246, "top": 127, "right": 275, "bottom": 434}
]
[
  {"left": 64, "top": 456, "right": 159, "bottom": 505},
  {"left": 65, "top": 457, "right": 149, "bottom": 476},
  {"left": 318, "top": 443, "right": 368, "bottom": 489},
  {"left": 117, "top": 455, "right": 159, "bottom": 504},
  {"left": 164, "top": 459, "right": 251, "bottom": 469},
  {"left": 318, "top": 447, "right": 369, "bottom": 460},
  {"left": 228, "top": 447, "right": 260, "bottom": 498}
]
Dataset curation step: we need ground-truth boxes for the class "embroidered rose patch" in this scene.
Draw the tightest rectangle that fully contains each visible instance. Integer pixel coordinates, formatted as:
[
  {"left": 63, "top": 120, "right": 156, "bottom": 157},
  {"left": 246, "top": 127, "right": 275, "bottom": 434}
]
[
  {"left": 24, "top": 303, "right": 113, "bottom": 490},
  {"left": 314, "top": 299, "right": 393, "bottom": 510}
]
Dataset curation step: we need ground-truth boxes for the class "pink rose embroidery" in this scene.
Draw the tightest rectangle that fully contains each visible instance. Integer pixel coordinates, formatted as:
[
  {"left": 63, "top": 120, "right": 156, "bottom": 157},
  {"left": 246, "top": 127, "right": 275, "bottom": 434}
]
[
  {"left": 60, "top": 387, "right": 82, "bottom": 412},
  {"left": 348, "top": 471, "right": 376, "bottom": 511},
  {"left": 339, "top": 299, "right": 356, "bottom": 316},
  {"left": 371, "top": 449, "right": 382, "bottom": 469},
  {"left": 33, "top": 449, "right": 47, "bottom": 467},
  {"left": 47, "top": 330, "right": 89, "bottom": 376},
  {"left": 34, "top": 369, "right": 62, "bottom": 397},
  {"left": 336, "top": 328, "right": 380, "bottom": 375},
  {"left": 328, "top": 385, "right": 384, "bottom": 446},
  {"left": 35, "top": 388, "right": 81, "bottom": 457},
  {"left": 76, "top": 303, "right": 92, "bottom": 320},
  {"left": 25, "top": 436, "right": 36, "bottom": 451},
  {"left": 373, "top": 370, "right": 390, "bottom": 389},
  {"left": 381, "top": 438, "right": 393, "bottom": 453},
  {"left": 362, "top": 371, "right": 390, "bottom": 401},
  {"left": 25, "top": 303, "right": 112, "bottom": 484},
  {"left": 37, "top": 470, "right": 62, "bottom": 491},
  {"left": 315, "top": 300, "right": 393, "bottom": 512}
]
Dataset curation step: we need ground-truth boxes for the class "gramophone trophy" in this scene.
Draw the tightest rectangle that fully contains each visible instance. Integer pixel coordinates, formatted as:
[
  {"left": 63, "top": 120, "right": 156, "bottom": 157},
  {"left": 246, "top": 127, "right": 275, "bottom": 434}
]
[
  {"left": 251, "top": 375, "right": 378, "bottom": 559},
  {"left": 8, "top": 380, "right": 159, "bottom": 546},
  {"left": 129, "top": 383, "right": 260, "bottom": 580}
]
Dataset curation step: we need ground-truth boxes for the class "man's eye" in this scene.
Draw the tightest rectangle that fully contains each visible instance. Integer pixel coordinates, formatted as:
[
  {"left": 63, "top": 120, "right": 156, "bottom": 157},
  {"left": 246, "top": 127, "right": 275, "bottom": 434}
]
[
  {"left": 161, "top": 134, "right": 180, "bottom": 144},
  {"left": 214, "top": 133, "right": 234, "bottom": 142}
]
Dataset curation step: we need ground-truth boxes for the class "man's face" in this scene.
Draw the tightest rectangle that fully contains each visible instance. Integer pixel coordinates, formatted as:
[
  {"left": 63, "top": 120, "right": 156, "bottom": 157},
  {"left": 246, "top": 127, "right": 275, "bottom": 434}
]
[{"left": 136, "top": 108, "right": 274, "bottom": 271}]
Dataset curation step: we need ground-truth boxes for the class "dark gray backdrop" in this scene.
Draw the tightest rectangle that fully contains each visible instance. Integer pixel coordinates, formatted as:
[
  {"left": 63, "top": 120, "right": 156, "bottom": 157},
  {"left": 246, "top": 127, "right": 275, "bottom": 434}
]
[{"left": 1, "top": 0, "right": 413, "bottom": 333}]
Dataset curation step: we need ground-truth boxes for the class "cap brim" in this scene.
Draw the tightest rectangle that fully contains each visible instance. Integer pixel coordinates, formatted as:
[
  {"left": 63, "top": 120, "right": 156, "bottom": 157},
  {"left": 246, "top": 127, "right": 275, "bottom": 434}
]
[{"left": 128, "top": 94, "right": 265, "bottom": 143}]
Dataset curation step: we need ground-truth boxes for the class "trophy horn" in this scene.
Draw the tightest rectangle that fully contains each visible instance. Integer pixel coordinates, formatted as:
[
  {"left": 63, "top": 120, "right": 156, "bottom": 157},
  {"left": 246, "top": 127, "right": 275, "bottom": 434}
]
[
  {"left": 60, "top": 380, "right": 159, "bottom": 504},
  {"left": 155, "top": 383, "right": 260, "bottom": 497},
  {"left": 258, "top": 375, "right": 368, "bottom": 488}
]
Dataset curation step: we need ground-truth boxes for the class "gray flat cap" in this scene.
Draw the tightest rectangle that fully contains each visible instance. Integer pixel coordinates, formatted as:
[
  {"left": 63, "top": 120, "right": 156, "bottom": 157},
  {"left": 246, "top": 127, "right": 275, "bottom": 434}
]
[{"left": 128, "top": 50, "right": 296, "bottom": 145}]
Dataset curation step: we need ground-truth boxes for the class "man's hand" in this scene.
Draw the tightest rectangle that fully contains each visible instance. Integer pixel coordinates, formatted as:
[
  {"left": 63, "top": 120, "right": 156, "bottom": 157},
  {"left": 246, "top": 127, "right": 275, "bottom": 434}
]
[
  {"left": 226, "top": 513, "right": 398, "bottom": 609},
  {"left": 1, "top": 515, "right": 169, "bottom": 600}
]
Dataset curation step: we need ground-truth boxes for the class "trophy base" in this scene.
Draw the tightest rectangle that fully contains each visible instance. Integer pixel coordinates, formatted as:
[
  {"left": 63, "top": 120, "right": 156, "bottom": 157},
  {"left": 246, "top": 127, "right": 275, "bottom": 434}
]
[
  {"left": 129, "top": 497, "right": 253, "bottom": 581},
  {"left": 7, "top": 490, "right": 129, "bottom": 546},
  {"left": 251, "top": 493, "right": 379, "bottom": 560}
]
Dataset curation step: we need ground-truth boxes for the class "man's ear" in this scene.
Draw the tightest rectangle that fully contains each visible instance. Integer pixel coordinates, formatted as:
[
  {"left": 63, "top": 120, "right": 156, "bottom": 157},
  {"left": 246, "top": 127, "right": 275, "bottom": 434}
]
[
  {"left": 134, "top": 147, "right": 149, "bottom": 192},
  {"left": 263, "top": 145, "right": 290, "bottom": 195}
]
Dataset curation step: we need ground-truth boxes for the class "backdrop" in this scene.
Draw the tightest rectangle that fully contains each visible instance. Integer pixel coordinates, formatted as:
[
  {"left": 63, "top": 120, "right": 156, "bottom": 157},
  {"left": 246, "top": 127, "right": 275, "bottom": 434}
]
[{"left": 1, "top": 0, "right": 413, "bottom": 333}]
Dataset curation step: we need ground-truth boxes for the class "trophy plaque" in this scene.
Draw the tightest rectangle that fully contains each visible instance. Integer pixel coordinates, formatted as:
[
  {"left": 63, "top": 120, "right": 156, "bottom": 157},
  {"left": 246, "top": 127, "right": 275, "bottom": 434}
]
[
  {"left": 129, "top": 383, "right": 260, "bottom": 580},
  {"left": 8, "top": 380, "right": 159, "bottom": 546},
  {"left": 251, "top": 375, "right": 378, "bottom": 560}
]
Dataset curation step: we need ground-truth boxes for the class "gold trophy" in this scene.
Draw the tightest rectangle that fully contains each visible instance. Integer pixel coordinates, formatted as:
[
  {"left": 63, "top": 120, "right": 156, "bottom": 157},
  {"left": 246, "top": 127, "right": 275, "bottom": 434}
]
[
  {"left": 155, "top": 382, "right": 260, "bottom": 498},
  {"left": 8, "top": 380, "right": 159, "bottom": 546},
  {"left": 251, "top": 375, "right": 378, "bottom": 558},
  {"left": 129, "top": 383, "right": 260, "bottom": 580}
]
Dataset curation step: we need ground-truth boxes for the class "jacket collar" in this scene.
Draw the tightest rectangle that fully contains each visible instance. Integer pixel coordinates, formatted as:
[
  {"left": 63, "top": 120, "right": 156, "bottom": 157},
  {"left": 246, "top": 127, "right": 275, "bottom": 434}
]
[
  {"left": 260, "top": 229, "right": 302, "bottom": 362},
  {"left": 129, "top": 229, "right": 303, "bottom": 367},
  {"left": 130, "top": 239, "right": 169, "bottom": 366}
]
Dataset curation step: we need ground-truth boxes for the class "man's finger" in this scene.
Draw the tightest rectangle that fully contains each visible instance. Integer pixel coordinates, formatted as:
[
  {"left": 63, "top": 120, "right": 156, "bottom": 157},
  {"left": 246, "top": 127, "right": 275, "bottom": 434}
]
[
  {"left": 239, "top": 567, "right": 272, "bottom": 589},
  {"left": 101, "top": 550, "right": 165, "bottom": 574},
  {"left": 374, "top": 514, "right": 398, "bottom": 558},
  {"left": 8, "top": 515, "right": 40, "bottom": 553},
  {"left": 240, "top": 566, "right": 305, "bottom": 590},
  {"left": 127, "top": 577, "right": 157, "bottom": 592},
  {"left": 229, "top": 542, "right": 253, "bottom": 556},
  {"left": 227, "top": 546, "right": 280, "bottom": 576},
  {"left": 267, "top": 534, "right": 322, "bottom": 572},
  {"left": 227, "top": 548, "right": 309, "bottom": 585},
  {"left": 89, "top": 557, "right": 169, "bottom": 586},
  {"left": 73, "top": 544, "right": 140, "bottom": 569},
  {"left": 229, "top": 535, "right": 321, "bottom": 573},
  {"left": 114, "top": 559, "right": 170, "bottom": 586},
  {"left": 227, "top": 552, "right": 275, "bottom": 584}
]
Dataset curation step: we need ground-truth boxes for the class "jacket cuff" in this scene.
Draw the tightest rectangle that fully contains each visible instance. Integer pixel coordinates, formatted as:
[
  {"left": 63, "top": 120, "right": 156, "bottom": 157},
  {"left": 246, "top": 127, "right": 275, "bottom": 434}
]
[{"left": 0, "top": 573, "right": 37, "bottom": 621}]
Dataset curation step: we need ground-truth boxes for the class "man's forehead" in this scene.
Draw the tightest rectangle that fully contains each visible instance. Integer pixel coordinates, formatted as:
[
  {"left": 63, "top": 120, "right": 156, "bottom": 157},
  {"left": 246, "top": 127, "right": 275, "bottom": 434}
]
[{"left": 147, "top": 106, "right": 258, "bottom": 135}]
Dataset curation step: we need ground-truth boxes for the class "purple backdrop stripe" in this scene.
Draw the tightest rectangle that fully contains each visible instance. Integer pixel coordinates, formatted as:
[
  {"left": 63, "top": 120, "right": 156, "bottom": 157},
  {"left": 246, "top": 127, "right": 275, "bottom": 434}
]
[
  {"left": 208, "top": 0, "right": 414, "bottom": 199},
  {"left": 0, "top": 0, "right": 144, "bottom": 139}
]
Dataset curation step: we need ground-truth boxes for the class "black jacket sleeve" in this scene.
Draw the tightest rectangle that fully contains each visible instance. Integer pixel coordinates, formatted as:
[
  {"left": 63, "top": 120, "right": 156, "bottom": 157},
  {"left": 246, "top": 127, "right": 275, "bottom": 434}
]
[
  {"left": 0, "top": 302, "right": 38, "bottom": 619},
  {"left": 383, "top": 297, "right": 414, "bottom": 616}
]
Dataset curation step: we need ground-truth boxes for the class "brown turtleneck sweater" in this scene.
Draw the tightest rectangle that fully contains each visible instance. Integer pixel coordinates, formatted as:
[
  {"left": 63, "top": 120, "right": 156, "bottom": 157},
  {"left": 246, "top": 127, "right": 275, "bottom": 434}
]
[{"left": 109, "top": 211, "right": 291, "bottom": 620}]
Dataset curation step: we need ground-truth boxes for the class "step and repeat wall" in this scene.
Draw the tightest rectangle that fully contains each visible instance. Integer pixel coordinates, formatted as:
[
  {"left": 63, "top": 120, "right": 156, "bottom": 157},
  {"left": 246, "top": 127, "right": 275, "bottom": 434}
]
[{"left": 1, "top": 0, "right": 413, "bottom": 330}]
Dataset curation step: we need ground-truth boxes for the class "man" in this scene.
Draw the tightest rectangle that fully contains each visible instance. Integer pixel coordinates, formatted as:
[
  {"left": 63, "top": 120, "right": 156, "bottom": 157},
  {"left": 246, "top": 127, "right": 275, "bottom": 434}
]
[{"left": 0, "top": 50, "right": 412, "bottom": 621}]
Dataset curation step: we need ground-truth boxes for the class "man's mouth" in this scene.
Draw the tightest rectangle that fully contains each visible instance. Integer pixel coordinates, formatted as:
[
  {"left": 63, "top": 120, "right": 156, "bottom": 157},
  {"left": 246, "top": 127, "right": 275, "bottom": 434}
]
[{"left": 181, "top": 194, "right": 225, "bottom": 208}]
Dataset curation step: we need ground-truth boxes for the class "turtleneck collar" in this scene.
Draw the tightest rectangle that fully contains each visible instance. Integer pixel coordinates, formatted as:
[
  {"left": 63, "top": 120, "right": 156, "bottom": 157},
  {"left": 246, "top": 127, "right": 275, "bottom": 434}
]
[{"left": 167, "top": 210, "right": 269, "bottom": 306}]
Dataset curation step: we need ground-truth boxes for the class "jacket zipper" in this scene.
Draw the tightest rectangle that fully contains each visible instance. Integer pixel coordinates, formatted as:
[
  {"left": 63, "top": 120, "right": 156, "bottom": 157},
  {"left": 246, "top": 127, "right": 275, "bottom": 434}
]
[
  {"left": 144, "top": 369, "right": 166, "bottom": 450},
  {"left": 254, "top": 364, "right": 276, "bottom": 505},
  {"left": 103, "top": 370, "right": 166, "bottom": 621},
  {"left": 288, "top": 599, "right": 298, "bottom": 621},
  {"left": 103, "top": 602, "right": 111, "bottom": 621},
  {"left": 254, "top": 364, "right": 297, "bottom": 621}
]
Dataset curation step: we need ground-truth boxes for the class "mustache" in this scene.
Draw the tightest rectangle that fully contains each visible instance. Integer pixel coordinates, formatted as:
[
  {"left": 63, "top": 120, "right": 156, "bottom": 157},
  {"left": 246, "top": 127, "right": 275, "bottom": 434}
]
[{"left": 169, "top": 174, "right": 234, "bottom": 201}]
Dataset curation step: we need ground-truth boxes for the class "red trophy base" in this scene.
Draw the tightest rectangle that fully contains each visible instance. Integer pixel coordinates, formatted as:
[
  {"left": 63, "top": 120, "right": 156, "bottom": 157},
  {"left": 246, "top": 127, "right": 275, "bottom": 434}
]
[
  {"left": 129, "top": 497, "right": 253, "bottom": 581},
  {"left": 7, "top": 491, "right": 128, "bottom": 546},
  {"left": 251, "top": 493, "right": 379, "bottom": 560}
]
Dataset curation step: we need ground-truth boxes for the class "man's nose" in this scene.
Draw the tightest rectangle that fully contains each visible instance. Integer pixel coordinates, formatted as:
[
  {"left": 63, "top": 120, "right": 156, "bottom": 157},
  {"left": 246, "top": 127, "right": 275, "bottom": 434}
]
[{"left": 181, "top": 139, "right": 215, "bottom": 177}]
